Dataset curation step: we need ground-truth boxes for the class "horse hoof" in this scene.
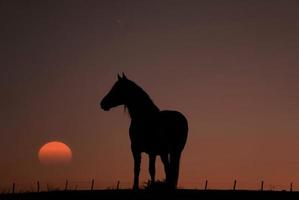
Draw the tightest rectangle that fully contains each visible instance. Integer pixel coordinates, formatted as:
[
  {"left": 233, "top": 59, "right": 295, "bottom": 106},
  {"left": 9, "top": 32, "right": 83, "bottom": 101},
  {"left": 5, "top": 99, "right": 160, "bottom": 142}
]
[{"left": 133, "top": 185, "right": 139, "bottom": 191}]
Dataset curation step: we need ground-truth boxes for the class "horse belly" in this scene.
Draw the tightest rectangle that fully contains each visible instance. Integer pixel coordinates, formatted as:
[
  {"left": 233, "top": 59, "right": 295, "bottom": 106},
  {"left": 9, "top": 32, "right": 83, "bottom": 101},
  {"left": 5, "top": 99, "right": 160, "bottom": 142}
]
[
  {"left": 134, "top": 130, "right": 168, "bottom": 154},
  {"left": 129, "top": 110, "right": 188, "bottom": 154}
]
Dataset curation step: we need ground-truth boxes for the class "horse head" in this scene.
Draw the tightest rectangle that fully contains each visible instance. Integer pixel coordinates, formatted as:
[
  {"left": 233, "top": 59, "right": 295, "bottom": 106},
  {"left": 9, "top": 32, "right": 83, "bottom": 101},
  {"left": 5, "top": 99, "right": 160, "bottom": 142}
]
[{"left": 100, "top": 73, "right": 128, "bottom": 111}]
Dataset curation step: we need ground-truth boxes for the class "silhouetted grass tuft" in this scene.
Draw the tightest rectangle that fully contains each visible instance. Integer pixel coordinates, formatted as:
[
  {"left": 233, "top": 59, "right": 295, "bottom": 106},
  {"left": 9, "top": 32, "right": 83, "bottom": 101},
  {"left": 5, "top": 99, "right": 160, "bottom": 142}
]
[{"left": 143, "top": 179, "right": 170, "bottom": 191}]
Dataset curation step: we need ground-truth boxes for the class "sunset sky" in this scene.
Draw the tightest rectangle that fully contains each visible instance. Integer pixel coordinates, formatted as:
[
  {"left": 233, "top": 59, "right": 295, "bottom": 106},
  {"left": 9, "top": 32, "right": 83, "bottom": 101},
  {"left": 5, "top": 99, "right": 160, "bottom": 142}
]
[{"left": 1, "top": 0, "right": 299, "bottom": 191}]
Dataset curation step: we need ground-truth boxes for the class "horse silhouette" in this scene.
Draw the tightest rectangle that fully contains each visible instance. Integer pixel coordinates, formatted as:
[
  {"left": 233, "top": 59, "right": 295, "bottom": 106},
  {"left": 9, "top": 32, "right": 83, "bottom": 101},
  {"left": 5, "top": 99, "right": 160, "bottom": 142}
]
[{"left": 100, "top": 73, "right": 188, "bottom": 189}]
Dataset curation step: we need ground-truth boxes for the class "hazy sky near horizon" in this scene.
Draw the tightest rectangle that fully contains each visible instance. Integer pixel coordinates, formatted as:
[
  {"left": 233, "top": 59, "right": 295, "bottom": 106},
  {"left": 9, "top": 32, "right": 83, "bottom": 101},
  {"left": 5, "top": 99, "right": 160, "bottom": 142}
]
[{"left": 1, "top": 0, "right": 299, "bottom": 190}]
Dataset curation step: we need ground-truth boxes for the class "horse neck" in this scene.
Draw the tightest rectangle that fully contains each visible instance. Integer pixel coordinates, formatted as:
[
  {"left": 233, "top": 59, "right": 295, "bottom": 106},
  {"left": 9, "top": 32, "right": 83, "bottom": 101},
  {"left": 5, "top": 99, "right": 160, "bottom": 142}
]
[{"left": 126, "top": 98, "right": 160, "bottom": 120}]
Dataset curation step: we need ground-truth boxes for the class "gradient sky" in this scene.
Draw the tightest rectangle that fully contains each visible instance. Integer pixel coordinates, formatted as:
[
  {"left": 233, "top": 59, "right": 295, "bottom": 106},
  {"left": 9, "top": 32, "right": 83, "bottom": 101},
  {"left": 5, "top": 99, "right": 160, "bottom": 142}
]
[{"left": 1, "top": 0, "right": 299, "bottom": 191}]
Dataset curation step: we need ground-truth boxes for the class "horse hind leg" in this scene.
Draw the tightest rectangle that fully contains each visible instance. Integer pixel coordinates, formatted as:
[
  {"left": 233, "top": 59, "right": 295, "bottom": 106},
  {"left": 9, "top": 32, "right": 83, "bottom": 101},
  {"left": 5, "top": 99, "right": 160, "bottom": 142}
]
[
  {"left": 160, "top": 154, "right": 170, "bottom": 185},
  {"left": 169, "top": 152, "right": 182, "bottom": 189}
]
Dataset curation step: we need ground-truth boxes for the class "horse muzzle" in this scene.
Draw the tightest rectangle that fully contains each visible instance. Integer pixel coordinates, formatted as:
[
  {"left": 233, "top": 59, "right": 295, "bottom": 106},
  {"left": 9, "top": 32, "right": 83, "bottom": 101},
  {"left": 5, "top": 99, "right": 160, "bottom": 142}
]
[{"left": 100, "top": 100, "right": 110, "bottom": 111}]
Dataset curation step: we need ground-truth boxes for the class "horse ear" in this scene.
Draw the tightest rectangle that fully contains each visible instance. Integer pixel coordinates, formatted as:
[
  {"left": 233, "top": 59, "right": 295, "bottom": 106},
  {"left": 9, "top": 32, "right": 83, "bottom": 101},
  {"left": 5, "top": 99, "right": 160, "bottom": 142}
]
[
  {"left": 122, "top": 72, "right": 127, "bottom": 79},
  {"left": 117, "top": 74, "right": 122, "bottom": 80}
]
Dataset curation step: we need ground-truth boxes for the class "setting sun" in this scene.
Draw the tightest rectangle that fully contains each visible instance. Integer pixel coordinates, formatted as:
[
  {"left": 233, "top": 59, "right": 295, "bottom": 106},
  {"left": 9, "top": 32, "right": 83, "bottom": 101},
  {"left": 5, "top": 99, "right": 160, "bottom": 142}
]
[{"left": 38, "top": 141, "right": 72, "bottom": 165}]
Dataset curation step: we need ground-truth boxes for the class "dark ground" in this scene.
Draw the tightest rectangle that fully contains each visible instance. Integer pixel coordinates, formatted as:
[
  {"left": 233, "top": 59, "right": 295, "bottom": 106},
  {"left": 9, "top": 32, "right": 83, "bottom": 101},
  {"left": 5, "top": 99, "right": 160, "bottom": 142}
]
[{"left": 0, "top": 189, "right": 298, "bottom": 200}]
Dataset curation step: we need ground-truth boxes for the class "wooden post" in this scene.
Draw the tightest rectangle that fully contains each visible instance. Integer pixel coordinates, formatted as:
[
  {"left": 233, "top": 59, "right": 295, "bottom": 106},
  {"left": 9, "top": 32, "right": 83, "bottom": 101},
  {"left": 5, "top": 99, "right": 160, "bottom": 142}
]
[
  {"left": 91, "top": 179, "right": 94, "bottom": 191},
  {"left": 233, "top": 180, "right": 237, "bottom": 191},
  {"left": 12, "top": 182, "right": 15, "bottom": 194},
  {"left": 204, "top": 180, "right": 208, "bottom": 190},
  {"left": 290, "top": 182, "right": 293, "bottom": 192},
  {"left": 260, "top": 180, "right": 264, "bottom": 191},
  {"left": 116, "top": 181, "right": 120, "bottom": 190},
  {"left": 65, "top": 179, "right": 68, "bottom": 191},
  {"left": 37, "top": 181, "right": 40, "bottom": 192}
]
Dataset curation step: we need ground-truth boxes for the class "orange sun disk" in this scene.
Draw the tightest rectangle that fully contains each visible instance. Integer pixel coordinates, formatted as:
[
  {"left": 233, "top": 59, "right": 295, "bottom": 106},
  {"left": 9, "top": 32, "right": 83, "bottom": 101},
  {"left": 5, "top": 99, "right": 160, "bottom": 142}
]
[{"left": 38, "top": 141, "right": 72, "bottom": 165}]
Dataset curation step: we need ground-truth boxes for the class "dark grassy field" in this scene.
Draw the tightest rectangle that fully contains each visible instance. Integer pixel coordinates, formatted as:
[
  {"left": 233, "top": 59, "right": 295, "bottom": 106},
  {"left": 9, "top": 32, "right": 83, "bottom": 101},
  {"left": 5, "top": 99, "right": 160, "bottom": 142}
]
[{"left": 0, "top": 189, "right": 298, "bottom": 200}]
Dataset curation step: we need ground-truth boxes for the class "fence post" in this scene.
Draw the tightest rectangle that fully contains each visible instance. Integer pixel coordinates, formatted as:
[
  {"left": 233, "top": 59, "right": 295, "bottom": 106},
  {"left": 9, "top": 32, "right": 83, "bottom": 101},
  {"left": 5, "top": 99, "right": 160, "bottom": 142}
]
[
  {"left": 37, "top": 181, "right": 40, "bottom": 192},
  {"left": 290, "top": 182, "right": 293, "bottom": 192},
  {"left": 260, "top": 180, "right": 264, "bottom": 191},
  {"left": 204, "top": 180, "right": 208, "bottom": 190},
  {"left": 12, "top": 182, "right": 15, "bottom": 194},
  {"left": 65, "top": 179, "right": 68, "bottom": 191},
  {"left": 116, "top": 181, "right": 120, "bottom": 190},
  {"left": 91, "top": 179, "right": 94, "bottom": 191},
  {"left": 233, "top": 180, "right": 237, "bottom": 191}
]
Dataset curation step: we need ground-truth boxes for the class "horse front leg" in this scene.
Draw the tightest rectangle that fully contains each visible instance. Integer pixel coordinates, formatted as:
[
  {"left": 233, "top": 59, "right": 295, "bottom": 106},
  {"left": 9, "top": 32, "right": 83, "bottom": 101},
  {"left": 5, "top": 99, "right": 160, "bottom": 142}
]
[
  {"left": 132, "top": 151, "right": 141, "bottom": 190},
  {"left": 149, "top": 154, "right": 156, "bottom": 184}
]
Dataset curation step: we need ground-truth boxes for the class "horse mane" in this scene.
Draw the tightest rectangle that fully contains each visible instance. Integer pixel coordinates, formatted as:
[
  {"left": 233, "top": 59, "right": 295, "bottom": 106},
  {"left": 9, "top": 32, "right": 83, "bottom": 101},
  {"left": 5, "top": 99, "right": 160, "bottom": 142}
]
[
  {"left": 123, "top": 104, "right": 128, "bottom": 114},
  {"left": 125, "top": 79, "right": 160, "bottom": 116}
]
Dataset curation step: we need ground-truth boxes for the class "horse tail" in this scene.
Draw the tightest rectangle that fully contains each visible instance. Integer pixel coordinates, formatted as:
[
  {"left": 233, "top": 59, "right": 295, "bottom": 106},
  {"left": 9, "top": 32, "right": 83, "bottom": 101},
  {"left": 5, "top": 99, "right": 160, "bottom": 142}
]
[{"left": 169, "top": 151, "right": 182, "bottom": 189}]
